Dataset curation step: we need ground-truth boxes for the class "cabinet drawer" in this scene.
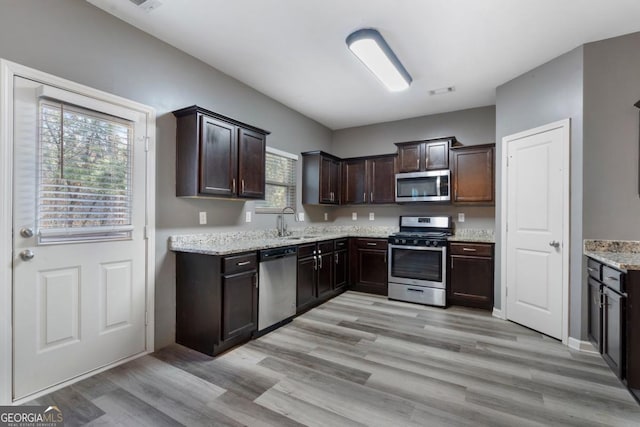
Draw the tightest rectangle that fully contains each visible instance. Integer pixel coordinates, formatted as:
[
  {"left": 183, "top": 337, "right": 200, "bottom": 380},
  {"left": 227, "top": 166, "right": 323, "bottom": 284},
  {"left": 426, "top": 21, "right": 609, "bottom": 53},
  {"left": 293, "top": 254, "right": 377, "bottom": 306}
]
[
  {"left": 355, "top": 238, "right": 388, "bottom": 250},
  {"left": 297, "top": 243, "right": 317, "bottom": 259},
  {"left": 223, "top": 253, "right": 257, "bottom": 275},
  {"left": 449, "top": 242, "right": 493, "bottom": 257},
  {"left": 602, "top": 265, "right": 625, "bottom": 293},
  {"left": 334, "top": 239, "right": 348, "bottom": 251},
  {"left": 317, "top": 241, "right": 334, "bottom": 254},
  {"left": 587, "top": 258, "right": 602, "bottom": 281}
]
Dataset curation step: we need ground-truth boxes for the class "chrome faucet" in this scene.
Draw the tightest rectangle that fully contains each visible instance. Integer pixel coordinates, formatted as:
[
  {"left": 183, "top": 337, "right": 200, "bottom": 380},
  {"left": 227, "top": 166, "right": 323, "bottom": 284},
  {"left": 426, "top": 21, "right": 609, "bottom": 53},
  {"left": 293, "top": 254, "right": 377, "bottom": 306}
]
[{"left": 277, "top": 206, "right": 296, "bottom": 237}]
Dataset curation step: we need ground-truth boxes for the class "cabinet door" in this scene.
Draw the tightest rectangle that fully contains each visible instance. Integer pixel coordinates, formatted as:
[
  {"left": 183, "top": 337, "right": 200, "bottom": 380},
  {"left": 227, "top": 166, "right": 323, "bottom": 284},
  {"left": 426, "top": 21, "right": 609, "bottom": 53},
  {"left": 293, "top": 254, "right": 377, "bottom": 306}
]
[
  {"left": 368, "top": 157, "right": 396, "bottom": 204},
  {"left": 451, "top": 145, "right": 494, "bottom": 203},
  {"left": 603, "top": 287, "right": 625, "bottom": 378},
  {"left": 397, "top": 143, "right": 422, "bottom": 172},
  {"left": 220, "top": 270, "right": 257, "bottom": 342},
  {"left": 297, "top": 257, "right": 317, "bottom": 310},
  {"left": 330, "top": 159, "right": 341, "bottom": 204},
  {"left": 356, "top": 248, "right": 388, "bottom": 295},
  {"left": 343, "top": 159, "right": 367, "bottom": 204},
  {"left": 317, "top": 253, "right": 333, "bottom": 298},
  {"left": 424, "top": 140, "right": 449, "bottom": 170},
  {"left": 319, "top": 156, "right": 336, "bottom": 204},
  {"left": 334, "top": 250, "right": 348, "bottom": 290},
  {"left": 237, "top": 128, "right": 265, "bottom": 199},
  {"left": 449, "top": 255, "right": 493, "bottom": 310},
  {"left": 587, "top": 278, "right": 602, "bottom": 352},
  {"left": 200, "top": 115, "right": 237, "bottom": 196}
]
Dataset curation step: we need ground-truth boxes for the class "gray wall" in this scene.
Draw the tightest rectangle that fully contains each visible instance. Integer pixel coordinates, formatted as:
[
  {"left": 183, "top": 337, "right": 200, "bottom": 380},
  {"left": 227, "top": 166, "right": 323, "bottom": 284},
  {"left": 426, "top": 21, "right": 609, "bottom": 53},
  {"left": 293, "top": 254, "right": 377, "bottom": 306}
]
[
  {"left": 0, "top": 0, "right": 333, "bottom": 349},
  {"left": 495, "top": 47, "right": 584, "bottom": 339},
  {"left": 330, "top": 106, "right": 496, "bottom": 229},
  {"left": 583, "top": 32, "right": 640, "bottom": 241}
]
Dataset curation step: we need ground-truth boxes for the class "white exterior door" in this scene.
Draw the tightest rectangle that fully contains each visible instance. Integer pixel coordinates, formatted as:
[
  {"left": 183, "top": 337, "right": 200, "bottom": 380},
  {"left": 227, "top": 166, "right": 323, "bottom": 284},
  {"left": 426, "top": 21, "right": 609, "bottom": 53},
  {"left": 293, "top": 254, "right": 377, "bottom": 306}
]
[
  {"left": 12, "top": 77, "right": 148, "bottom": 399},
  {"left": 505, "top": 120, "right": 569, "bottom": 340}
]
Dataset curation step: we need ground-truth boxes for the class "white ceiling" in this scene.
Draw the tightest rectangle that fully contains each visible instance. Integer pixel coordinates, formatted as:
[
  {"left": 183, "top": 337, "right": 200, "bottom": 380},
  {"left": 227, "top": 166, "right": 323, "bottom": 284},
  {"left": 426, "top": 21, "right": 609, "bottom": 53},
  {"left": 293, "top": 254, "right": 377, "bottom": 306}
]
[{"left": 88, "top": 0, "right": 640, "bottom": 130}]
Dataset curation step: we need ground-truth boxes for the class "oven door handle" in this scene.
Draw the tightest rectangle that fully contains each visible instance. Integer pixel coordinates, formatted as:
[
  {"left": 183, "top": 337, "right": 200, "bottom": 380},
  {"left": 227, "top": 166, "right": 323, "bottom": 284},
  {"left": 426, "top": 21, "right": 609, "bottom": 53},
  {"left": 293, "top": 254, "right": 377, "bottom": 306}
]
[
  {"left": 388, "top": 244, "right": 445, "bottom": 252},
  {"left": 407, "top": 288, "right": 425, "bottom": 293}
]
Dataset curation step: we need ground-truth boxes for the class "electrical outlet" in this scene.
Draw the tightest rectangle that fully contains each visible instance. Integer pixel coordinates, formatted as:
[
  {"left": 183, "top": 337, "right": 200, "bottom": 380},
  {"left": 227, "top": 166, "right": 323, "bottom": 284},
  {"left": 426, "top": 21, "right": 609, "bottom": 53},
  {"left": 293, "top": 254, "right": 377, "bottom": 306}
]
[
  {"left": 297, "top": 212, "right": 305, "bottom": 222},
  {"left": 245, "top": 211, "right": 252, "bottom": 222},
  {"left": 352, "top": 212, "right": 357, "bottom": 221},
  {"left": 369, "top": 212, "right": 375, "bottom": 221},
  {"left": 324, "top": 212, "right": 328, "bottom": 221},
  {"left": 199, "top": 211, "right": 207, "bottom": 225},
  {"left": 458, "top": 213, "right": 465, "bottom": 223}
]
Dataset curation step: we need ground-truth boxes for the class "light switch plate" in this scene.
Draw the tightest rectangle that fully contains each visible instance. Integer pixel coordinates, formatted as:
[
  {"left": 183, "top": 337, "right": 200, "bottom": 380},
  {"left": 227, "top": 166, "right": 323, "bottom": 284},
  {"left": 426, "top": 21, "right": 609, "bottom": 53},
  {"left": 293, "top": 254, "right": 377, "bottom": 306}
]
[
  {"left": 324, "top": 212, "right": 328, "bottom": 221},
  {"left": 369, "top": 212, "right": 375, "bottom": 221},
  {"left": 297, "top": 212, "right": 305, "bottom": 222},
  {"left": 458, "top": 213, "right": 465, "bottom": 222},
  {"left": 199, "top": 211, "right": 207, "bottom": 225},
  {"left": 245, "top": 211, "right": 252, "bottom": 222},
  {"left": 352, "top": 212, "right": 357, "bottom": 221}
]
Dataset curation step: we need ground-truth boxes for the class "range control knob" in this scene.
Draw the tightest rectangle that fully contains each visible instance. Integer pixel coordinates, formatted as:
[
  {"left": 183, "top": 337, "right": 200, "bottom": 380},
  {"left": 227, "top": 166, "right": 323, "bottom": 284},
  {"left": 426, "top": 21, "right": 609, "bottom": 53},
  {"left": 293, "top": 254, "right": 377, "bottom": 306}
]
[
  {"left": 432, "top": 240, "right": 439, "bottom": 247},
  {"left": 413, "top": 239, "right": 418, "bottom": 245},
  {"left": 401, "top": 239, "right": 406, "bottom": 244}
]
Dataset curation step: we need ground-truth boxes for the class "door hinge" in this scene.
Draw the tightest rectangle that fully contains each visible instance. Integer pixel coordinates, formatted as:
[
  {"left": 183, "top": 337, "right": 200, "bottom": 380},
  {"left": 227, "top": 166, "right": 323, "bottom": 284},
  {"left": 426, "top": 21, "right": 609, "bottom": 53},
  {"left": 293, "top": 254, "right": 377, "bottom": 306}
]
[
  {"left": 145, "top": 311, "right": 148, "bottom": 325},
  {"left": 144, "top": 225, "right": 149, "bottom": 239},
  {"left": 144, "top": 136, "right": 151, "bottom": 152}
]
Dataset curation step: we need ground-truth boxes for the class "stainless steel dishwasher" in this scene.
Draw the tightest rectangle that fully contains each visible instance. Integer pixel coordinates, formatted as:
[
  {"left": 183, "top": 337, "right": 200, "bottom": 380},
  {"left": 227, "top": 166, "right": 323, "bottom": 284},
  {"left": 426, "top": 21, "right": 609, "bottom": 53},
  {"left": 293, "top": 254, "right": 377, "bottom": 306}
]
[{"left": 258, "top": 246, "right": 297, "bottom": 332}]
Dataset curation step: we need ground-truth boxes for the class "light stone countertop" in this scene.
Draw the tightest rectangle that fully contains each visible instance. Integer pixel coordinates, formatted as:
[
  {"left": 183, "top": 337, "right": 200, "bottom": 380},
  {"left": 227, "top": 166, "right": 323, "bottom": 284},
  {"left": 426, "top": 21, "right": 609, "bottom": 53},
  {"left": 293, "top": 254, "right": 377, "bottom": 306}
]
[
  {"left": 169, "top": 226, "right": 495, "bottom": 256},
  {"left": 583, "top": 239, "right": 640, "bottom": 271}
]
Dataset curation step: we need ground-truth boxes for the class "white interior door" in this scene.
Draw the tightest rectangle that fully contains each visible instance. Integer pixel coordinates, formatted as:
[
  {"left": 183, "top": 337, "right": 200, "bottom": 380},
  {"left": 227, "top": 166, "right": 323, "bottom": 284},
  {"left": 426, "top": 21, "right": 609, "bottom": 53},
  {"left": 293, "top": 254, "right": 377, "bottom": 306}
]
[
  {"left": 12, "top": 77, "right": 148, "bottom": 399},
  {"left": 505, "top": 121, "right": 569, "bottom": 340}
]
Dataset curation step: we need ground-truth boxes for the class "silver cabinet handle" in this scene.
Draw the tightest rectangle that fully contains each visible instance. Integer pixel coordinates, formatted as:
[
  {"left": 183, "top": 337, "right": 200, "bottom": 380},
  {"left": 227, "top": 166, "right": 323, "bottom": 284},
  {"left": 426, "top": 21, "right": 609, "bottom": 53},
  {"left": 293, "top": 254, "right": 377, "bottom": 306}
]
[
  {"left": 313, "top": 256, "right": 317, "bottom": 270},
  {"left": 237, "top": 261, "right": 251, "bottom": 266},
  {"left": 20, "top": 227, "right": 34, "bottom": 238},
  {"left": 319, "top": 254, "right": 323, "bottom": 269},
  {"left": 366, "top": 242, "right": 377, "bottom": 246},
  {"left": 462, "top": 248, "right": 476, "bottom": 252},
  {"left": 370, "top": 192, "right": 373, "bottom": 203},
  {"left": 335, "top": 253, "right": 338, "bottom": 264},
  {"left": 232, "top": 178, "right": 236, "bottom": 193},
  {"left": 363, "top": 192, "right": 366, "bottom": 202},
  {"left": 549, "top": 241, "right": 560, "bottom": 248},
  {"left": 606, "top": 276, "right": 619, "bottom": 282},
  {"left": 20, "top": 249, "right": 35, "bottom": 261},
  {"left": 253, "top": 273, "right": 258, "bottom": 288},
  {"left": 587, "top": 267, "right": 598, "bottom": 273},
  {"left": 241, "top": 179, "right": 245, "bottom": 194},
  {"left": 416, "top": 158, "right": 419, "bottom": 169}
]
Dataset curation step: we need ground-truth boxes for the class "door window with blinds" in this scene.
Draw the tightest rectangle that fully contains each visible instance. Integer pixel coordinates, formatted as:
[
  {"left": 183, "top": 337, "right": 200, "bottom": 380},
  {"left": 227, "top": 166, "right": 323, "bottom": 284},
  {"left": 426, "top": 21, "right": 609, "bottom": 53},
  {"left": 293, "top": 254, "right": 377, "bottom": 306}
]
[
  {"left": 37, "top": 99, "right": 134, "bottom": 243},
  {"left": 255, "top": 147, "right": 297, "bottom": 213}
]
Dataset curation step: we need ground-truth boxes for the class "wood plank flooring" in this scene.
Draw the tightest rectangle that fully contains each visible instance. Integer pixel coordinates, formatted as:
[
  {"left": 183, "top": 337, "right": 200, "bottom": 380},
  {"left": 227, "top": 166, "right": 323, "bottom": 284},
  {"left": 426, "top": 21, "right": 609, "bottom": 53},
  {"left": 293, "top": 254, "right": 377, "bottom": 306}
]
[{"left": 27, "top": 291, "right": 640, "bottom": 426}]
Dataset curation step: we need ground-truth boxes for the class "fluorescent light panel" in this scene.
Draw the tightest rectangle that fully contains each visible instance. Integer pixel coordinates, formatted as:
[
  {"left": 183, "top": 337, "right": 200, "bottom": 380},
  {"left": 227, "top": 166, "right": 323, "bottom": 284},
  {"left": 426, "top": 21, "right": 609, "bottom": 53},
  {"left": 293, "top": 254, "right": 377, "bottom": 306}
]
[{"left": 346, "top": 28, "right": 412, "bottom": 92}]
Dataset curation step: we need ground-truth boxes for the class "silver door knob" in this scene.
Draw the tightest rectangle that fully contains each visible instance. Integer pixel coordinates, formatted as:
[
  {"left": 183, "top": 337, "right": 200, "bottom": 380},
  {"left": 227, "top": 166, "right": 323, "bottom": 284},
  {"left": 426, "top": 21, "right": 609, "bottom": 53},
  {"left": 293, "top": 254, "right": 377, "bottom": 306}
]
[
  {"left": 20, "top": 227, "right": 34, "bottom": 238},
  {"left": 20, "top": 249, "right": 35, "bottom": 261},
  {"left": 549, "top": 241, "right": 560, "bottom": 248}
]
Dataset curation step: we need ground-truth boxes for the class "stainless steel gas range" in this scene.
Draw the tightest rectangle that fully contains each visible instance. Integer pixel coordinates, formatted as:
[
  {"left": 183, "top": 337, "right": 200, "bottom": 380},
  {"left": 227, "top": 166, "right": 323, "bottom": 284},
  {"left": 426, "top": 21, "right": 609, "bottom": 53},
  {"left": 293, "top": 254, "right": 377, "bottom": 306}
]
[{"left": 387, "top": 216, "right": 452, "bottom": 307}]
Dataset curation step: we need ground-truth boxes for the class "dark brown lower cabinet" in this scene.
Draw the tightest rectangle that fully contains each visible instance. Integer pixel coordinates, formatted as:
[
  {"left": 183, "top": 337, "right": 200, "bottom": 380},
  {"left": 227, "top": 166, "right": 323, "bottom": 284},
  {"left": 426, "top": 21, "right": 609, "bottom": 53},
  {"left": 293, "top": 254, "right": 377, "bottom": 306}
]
[
  {"left": 587, "top": 277, "right": 602, "bottom": 352},
  {"left": 296, "top": 240, "right": 340, "bottom": 313},
  {"left": 349, "top": 238, "right": 388, "bottom": 295},
  {"left": 334, "top": 249, "right": 348, "bottom": 290},
  {"left": 176, "top": 251, "right": 257, "bottom": 356},
  {"left": 602, "top": 285, "right": 625, "bottom": 378},
  {"left": 448, "top": 242, "right": 494, "bottom": 310}
]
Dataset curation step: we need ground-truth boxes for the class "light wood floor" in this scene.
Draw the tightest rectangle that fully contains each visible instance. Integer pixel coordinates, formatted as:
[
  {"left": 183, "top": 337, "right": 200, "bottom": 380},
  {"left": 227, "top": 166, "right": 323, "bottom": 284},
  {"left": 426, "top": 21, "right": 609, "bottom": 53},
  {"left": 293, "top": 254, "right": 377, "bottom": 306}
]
[{"left": 29, "top": 291, "right": 640, "bottom": 426}]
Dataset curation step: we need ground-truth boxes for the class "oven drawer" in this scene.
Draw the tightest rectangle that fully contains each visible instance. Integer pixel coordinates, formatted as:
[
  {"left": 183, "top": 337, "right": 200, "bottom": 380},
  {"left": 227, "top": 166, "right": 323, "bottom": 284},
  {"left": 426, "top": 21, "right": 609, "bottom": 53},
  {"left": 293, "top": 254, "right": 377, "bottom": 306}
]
[
  {"left": 355, "top": 238, "right": 388, "bottom": 250},
  {"left": 388, "top": 283, "right": 446, "bottom": 307},
  {"left": 449, "top": 242, "right": 493, "bottom": 257}
]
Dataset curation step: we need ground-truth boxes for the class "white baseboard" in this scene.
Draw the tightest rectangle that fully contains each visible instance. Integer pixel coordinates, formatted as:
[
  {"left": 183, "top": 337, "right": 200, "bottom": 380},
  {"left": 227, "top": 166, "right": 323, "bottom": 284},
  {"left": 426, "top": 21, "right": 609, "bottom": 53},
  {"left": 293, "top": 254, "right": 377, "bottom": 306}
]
[
  {"left": 492, "top": 308, "right": 505, "bottom": 319},
  {"left": 568, "top": 337, "right": 598, "bottom": 354}
]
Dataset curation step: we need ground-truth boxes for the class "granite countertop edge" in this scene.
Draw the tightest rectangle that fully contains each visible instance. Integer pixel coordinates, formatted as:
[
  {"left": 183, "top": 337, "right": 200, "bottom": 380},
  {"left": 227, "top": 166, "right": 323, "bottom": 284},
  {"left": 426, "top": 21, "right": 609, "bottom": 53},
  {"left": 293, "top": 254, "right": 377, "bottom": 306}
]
[
  {"left": 583, "top": 239, "right": 640, "bottom": 271},
  {"left": 170, "top": 230, "right": 495, "bottom": 256}
]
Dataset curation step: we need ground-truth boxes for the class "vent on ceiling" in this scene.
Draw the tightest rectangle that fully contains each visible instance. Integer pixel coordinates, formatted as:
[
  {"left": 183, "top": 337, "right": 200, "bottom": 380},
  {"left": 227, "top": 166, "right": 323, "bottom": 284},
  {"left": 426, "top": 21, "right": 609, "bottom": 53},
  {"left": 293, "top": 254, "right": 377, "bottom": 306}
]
[
  {"left": 429, "top": 86, "right": 455, "bottom": 96},
  {"left": 129, "top": 0, "right": 162, "bottom": 12}
]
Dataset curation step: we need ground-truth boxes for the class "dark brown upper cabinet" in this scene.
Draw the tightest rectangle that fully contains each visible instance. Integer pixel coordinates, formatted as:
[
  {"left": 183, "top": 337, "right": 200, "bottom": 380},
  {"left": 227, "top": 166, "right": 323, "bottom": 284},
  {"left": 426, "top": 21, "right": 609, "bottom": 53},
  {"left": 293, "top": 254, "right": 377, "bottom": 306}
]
[
  {"left": 173, "top": 105, "right": 269, "bottom": 199},
  {"left": 395, "top": 136, "right": 458, "bottom": 172},
  {"left": 302, "top": 151, "right": 341, "bottom": 205},
  {"left": 342, "top": 155, "right": 396, "bottom": 205},
  {"left": 450, "top": 143, "right": 495, "bottom": 204}
]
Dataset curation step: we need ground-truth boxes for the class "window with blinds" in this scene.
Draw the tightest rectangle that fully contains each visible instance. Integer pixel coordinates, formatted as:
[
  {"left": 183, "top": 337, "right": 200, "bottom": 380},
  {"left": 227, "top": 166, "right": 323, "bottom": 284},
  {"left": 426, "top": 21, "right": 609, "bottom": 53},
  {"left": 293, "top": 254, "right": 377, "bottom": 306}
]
[
  {"left": 255, "top": 148, "right": 297, "bottom": 213},
  {"left": 38, "top": 99, "right": 134, "bottom": 242}
]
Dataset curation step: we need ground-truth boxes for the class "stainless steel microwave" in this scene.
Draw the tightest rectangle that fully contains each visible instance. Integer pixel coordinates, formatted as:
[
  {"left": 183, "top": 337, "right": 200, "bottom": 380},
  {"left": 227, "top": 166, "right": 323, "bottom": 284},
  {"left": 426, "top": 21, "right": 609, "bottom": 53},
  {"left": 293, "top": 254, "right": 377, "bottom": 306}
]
[{"left": 395, "top": 170, "right": 450, "bottom": 202}]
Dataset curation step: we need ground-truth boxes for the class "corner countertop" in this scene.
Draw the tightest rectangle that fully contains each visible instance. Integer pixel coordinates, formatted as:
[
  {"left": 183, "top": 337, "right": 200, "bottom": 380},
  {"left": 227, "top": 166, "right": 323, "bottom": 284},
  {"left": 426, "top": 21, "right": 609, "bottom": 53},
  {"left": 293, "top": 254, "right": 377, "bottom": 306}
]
[
  {"left": 584, "top": 240, "right": 640, "bottom": 271},
  {"left": 169, "top": 226, "right": 495, "bottom": 256}
]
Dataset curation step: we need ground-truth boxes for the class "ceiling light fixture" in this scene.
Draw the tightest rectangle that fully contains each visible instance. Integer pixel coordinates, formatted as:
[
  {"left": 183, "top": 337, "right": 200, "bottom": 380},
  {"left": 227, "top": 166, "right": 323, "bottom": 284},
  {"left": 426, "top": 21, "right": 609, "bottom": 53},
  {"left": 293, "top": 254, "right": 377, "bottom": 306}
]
[{"left": 346, "top": 28, "right": 412, "bottom": 92}]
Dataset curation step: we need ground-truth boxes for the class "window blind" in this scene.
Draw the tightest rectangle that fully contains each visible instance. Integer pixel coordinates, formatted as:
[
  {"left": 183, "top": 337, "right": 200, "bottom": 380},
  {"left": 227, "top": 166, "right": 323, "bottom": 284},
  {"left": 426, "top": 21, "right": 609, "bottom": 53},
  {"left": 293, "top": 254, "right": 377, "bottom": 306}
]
[
  {"left": 37, "top": 100, "right": 134, "bottom": 242},
  {"left": 255, "top": 149, "right": 297, "bottom": 212}
]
